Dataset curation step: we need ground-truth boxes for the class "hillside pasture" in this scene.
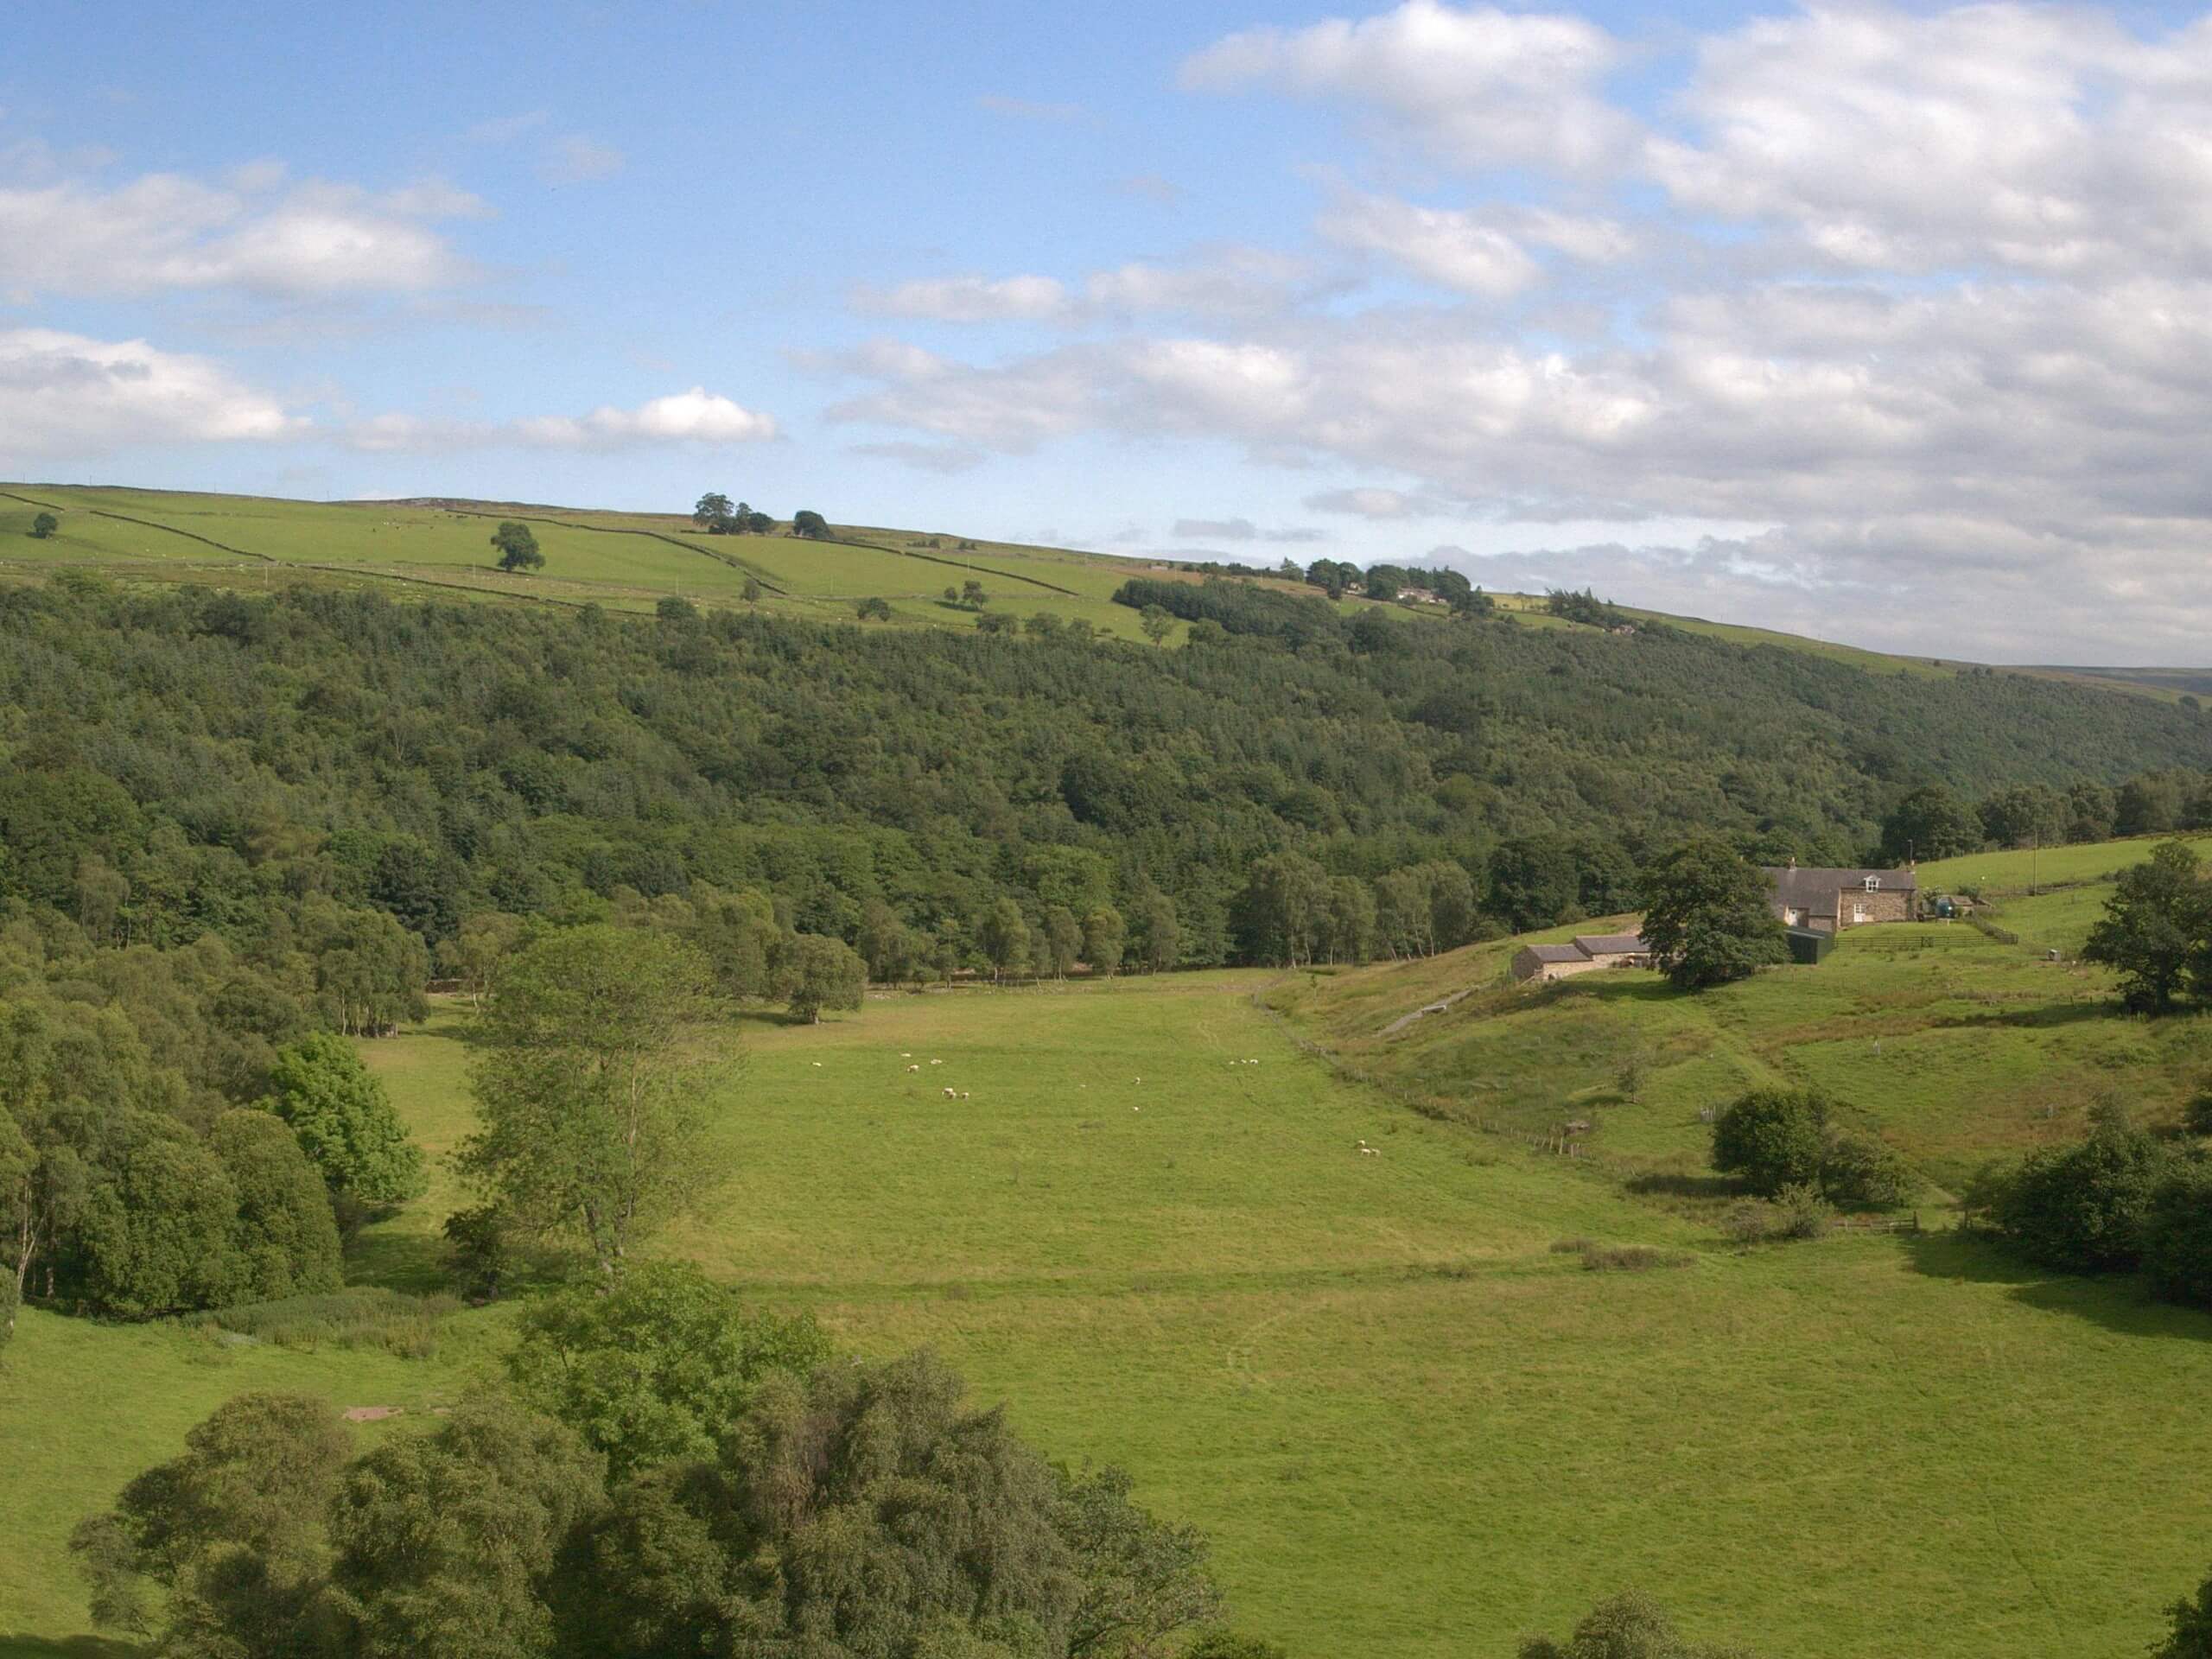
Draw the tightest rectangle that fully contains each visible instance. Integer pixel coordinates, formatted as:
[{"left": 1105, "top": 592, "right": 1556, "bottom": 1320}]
[{"left": 7, "top": 969, "right": 2212, "bottom": 1657}]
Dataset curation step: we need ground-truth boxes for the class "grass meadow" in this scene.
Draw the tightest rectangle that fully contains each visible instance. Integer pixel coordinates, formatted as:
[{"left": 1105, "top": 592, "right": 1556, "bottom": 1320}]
[{"left": 11, "top": 950, "right": 2212, "bottom": 1657}]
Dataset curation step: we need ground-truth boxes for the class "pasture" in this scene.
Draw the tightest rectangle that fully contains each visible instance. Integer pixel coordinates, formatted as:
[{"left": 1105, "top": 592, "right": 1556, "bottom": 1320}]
[{"left": 14, "top": 963, "right": 2212, "bottom": 1656}]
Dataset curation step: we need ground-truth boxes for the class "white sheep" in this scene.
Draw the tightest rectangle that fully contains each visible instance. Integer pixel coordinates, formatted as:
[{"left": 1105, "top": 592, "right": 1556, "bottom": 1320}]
[
  {"left": 1362, "top": 1146, "right": 1380, "bottom": 1156},
  {"left": 811, "top": 1062, "right": 823, "bottom": 1068},
  {"left": 930, "top": 1059, "right": 943, "bottom": 1066},
  {"left": 907, "top": 1064, "right": 920, "bottom": 1072},
  {"left": 960, "top": 1091, "right": 971, "bottom": 1100},
  {"left": 943, "top": 1087, "right": 957, "bottom": 1099}
]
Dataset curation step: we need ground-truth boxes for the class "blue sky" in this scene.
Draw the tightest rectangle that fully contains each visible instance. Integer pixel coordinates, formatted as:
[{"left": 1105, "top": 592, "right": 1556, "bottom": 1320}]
[{"left": 8, "top": 1, "right": 2212, "bottom": 662}]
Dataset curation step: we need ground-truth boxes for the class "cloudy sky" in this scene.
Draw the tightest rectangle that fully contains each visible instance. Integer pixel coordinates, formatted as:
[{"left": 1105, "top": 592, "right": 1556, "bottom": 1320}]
[{"left": 9, "top": 1, "right": 2212, "bottom": 663}]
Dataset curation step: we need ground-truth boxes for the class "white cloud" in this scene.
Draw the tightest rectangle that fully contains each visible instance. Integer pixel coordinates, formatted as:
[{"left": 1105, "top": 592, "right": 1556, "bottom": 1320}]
[
  {"left": 1083, "top": 246, "right": 1327, "bottom": 319},
  {"left": 1173, "top": 516, "right": 1324, "bottom": 543},
  {"left": 350, "top": 387, "right": 777, "bottom": 452},
  {"left": 541, "top": 134, "right": 626, "bottom": 185},
  {"left": 1317, "top": 188, "right": 1538, "bottom": 297},
  {"left": 0, "top": 327, "right": 302, "bottom": 456},
  {"left": 853, "top": 274, "right": 1071, "bottom": 322},
  {"left": 0, "top": 164, "right": 482, "bottom": 300},
  {"left": 1181, "top": 0, "right": 1634, "bottom": 174},
  {"left": 1646, "top": 3, "right": 2212, "bottom": 277},
  {"left": 849, "top": 440, "right": 988, "bottom": 474}
]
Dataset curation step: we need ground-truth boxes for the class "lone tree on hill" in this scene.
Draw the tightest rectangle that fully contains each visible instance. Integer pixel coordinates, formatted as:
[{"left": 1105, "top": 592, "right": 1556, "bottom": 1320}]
[
  {"left": 489, "top": 520, "right": 543, "bottom": 573},
  {"left": 791, "top": 509, "right": 830, "bottom": 539},
  {"left": 855, "top": 596, "right": 893, "bottom": 621},
  {"left": 29, "top": 512, "right": 58, "bottom": 539},
  {"left": 1140, "top": 603, "right": 1174, "bottom": 645},
  {"left": 1639, "top": 836, "right": 1788, "bottom": 990},
  {"left": 691, "top": 492, "right": 734, "bottom": 531},
  {"left": 2082, "top": 838, "right": 2209, "bottom": 1013}
]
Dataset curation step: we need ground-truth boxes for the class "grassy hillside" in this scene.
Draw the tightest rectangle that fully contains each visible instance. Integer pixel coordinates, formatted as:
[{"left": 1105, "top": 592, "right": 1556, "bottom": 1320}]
[
  {"left": 10, "top": 483, "right": 2204, "bottom": 696},
  {"left": 1268, "top": 836, "right": 2212, "bottom": 1198},
  {"left": 9, "top": 957, "right": 2212, "bottom": 1657}
]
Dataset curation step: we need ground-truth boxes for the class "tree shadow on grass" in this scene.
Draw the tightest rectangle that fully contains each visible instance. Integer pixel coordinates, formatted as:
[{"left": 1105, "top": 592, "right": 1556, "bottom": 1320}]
[
  {"left": 0, "top": 1636, "right": 137, "bottom": 1659},
  {"left": 1902, "top": 1230, "right": 2212, "bottom": 1343},
  {"left": 1934, "top": 1001, "right": 2113, "bottom": 1032},
  {"left": 1624, "top": 1169, "right": 1740, "bottom": 1201}
]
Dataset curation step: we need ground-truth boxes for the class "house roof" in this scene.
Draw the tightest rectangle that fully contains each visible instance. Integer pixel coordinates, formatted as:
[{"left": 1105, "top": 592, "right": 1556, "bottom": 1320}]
[
  {"left": 1573, "top": 932, "right": 1649, "bottom": 955},
  {"left": 1764, "top": 866, "right": 1916, "bottom": 913},
  {"left": 1521, "top": 943, "right": 1588, "bottom": 963}
]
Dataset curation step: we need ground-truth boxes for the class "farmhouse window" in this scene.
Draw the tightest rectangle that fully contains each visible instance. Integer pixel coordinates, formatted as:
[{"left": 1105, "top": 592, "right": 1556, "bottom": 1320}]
[{"left": 1852, "top": 903, "right": 1869, "bottom": 924}]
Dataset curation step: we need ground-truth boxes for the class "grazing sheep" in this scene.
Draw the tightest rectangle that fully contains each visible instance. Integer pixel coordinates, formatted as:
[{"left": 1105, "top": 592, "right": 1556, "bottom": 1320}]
[
  {"left": 960, "top": 1091, "right": 971, "bottom": 1100},
  {"left": 811, "top": 1062, "right": 823, "bottom": 1068},
  {"left": 1362, "top": 1146, "right": 1380, "bottom": 1156},
  {"left": 930, "top": 1059, "right": 943, "bottom": 1066},
  {"left": 943, "top": 1087, "right": 957, "bottom": 1099}
]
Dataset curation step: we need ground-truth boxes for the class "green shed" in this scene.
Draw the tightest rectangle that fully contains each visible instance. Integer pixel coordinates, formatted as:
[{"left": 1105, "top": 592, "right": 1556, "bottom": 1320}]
[{"left": 1785, "top": 927, "right": 1834, "bottom": 965}]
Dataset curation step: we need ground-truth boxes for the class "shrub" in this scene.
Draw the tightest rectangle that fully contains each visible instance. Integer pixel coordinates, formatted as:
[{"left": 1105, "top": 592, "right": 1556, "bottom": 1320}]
[
  {"left": 2142, "top": 1165, "right": 2212, "bottom": 1311},
  {"left": 1992, "top": 1114, "right": 2172, "bottom": 1272},
  {"left": 1710, "top": 1088, "right": 1828, "bottom": 1196},
  {"left": 2183, "top": 1090, "right": 2212, "bottom": 1136},
  {"left": 1821, "top": 1132, "right": 1916, "bottom": 1208},
  {"left": 1773, "top": 1184, "right": 1834, "bottom": 1240}
]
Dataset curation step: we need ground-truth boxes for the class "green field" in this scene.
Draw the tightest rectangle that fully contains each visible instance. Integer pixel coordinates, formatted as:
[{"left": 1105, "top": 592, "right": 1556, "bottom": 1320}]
[
  {"left": 13, "top": 480, "right": 2139, "bottom": 675},
  {"left": 9, "top": 940, "right": 2212, "bottom": 1658},
  {"left": 1919, "top": 834, "right": 2212, "bottom": 896}
]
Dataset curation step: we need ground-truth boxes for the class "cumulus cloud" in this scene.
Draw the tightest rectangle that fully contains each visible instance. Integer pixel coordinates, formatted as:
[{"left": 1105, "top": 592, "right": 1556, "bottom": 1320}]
[
  {"left": 853, "top": 249, "right": 1328, "bottom": 326},
  {"left": 0, "top": 164, "right": 482, "bottom": 300},
  {"left": 1180, "top": 0, "right": 1634, "bottom": 174},
  {"left": 1645, "top": 3, "right": 2212, "bottom": 278},
  {"left": 349, "top": 387, "right": 777, "bottom": 452},
  {"left": 0, "top": 327, "right": 302, "bottom": 456},
  {"left": 1317, "top": 188, "right": 1538, "bottom": 297}
]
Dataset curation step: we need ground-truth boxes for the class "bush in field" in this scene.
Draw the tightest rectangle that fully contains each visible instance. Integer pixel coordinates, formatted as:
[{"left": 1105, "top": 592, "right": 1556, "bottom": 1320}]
[
  {"left": 2156, "top": 1564, "right": 2212, "bottom": 1658},
  {"left": 1821, "top": 1132, "right": 1917, "bottom": 1207},
  {"left": 1709, "top": 1089, "right": 1828, "bottom": 1196},
  {"left": 2141, "top": 1164, "right": 2212, "bottom": 1311},
  {"left": 1521, "top": 1590, "right": 1764, "bottom": 1657},
  {"left": 1992, "top": 1110, "right": 2172, "bottom": 1271}
]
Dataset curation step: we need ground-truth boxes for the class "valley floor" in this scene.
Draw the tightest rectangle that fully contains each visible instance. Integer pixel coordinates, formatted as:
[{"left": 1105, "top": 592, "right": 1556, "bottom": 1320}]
[{"left": 6, "top": 964, "right": 2209, "bottom": 1657}]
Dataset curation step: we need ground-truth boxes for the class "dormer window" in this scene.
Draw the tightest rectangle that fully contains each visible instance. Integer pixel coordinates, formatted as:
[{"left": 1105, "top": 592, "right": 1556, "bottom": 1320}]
[{"left": 1863, "top": 875, "right": 1881, "bottom": 892}]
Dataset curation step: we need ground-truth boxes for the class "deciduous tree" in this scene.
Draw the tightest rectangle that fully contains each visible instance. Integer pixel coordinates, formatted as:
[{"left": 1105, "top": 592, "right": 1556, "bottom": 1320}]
[
  {"left": 489, "top": 521, "right": 543, "bottom": 573},
  {"left": 1639, "top": 838, "right": 1788, "bottom": 991},
  {"left": 461, "top": 925, "right": 727, "bottom": 1281}
]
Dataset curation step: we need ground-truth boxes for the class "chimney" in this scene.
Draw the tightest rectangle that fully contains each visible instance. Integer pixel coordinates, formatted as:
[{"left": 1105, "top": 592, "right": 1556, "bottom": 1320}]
[{"left": 1787, "top": 856, "right": 1796, "bottom": 870}]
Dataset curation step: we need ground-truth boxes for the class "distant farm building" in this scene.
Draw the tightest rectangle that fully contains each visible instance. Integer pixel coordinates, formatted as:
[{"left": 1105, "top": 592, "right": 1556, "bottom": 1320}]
[
  {"left": 1512, "top": 931, "right": 1654, "bottom": 982},
  {"left": 1396, "top": 587, "right": 1446, "bottom": 605},
  {"left": 1763, "top": 862, "right": 1917, "bottom": 933}
]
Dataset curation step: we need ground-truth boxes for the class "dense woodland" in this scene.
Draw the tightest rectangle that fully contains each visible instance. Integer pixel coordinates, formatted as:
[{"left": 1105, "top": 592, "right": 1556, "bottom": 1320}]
[{"left": 2, "top": 575, "right": 2210, "bottom": 1326}]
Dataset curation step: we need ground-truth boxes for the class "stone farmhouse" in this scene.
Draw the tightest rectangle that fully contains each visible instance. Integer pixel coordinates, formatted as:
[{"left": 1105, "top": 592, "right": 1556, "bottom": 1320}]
[
  {"left": 1763, "top": 862, "right": 1916, "bottom": 932},
  {"left": 1511, "top": 931, "right": 1653, "bottom": 982}
]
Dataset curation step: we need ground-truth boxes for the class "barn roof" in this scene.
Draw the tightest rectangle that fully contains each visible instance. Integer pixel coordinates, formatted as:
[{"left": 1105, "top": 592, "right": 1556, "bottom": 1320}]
[
  {"left": 1764, "top": 866, "right": 1917, "bottom": 912},
  {"left": 1521, "top": 943, "right": 1588, "bottom": 963},
  {"left": 1573, "top": 932, "right": 1649, "bottom": 956}
]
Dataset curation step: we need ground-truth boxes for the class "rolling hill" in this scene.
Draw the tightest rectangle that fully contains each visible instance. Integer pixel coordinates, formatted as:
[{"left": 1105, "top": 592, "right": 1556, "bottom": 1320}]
[{"left": 6, "top": 482, "right": 2204, "bottom": 696}]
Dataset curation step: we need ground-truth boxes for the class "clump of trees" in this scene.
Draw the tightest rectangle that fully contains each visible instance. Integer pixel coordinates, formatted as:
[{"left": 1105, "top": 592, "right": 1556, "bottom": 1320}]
[
  {"left": 690, "top": 493, "right": 772, "bottom": 535},
  {"left": 71, "top": 1327, "right": 1236, "bottom": 1659},
  {"left": 489, "top": 521, "right": 543, "bottom": 573},
  {"left": 1543, "top": 588, "right": 1630, "bottom": 628},
  {"left": 1708, "top": 1088, "right": 1916, "bottom": 1208},
  {"left": 29, "top": 511, "right": 58, "bottom": 538},
  {"left": 1974, "top": 1103, "right": 2212, "bottom": 1311}
]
